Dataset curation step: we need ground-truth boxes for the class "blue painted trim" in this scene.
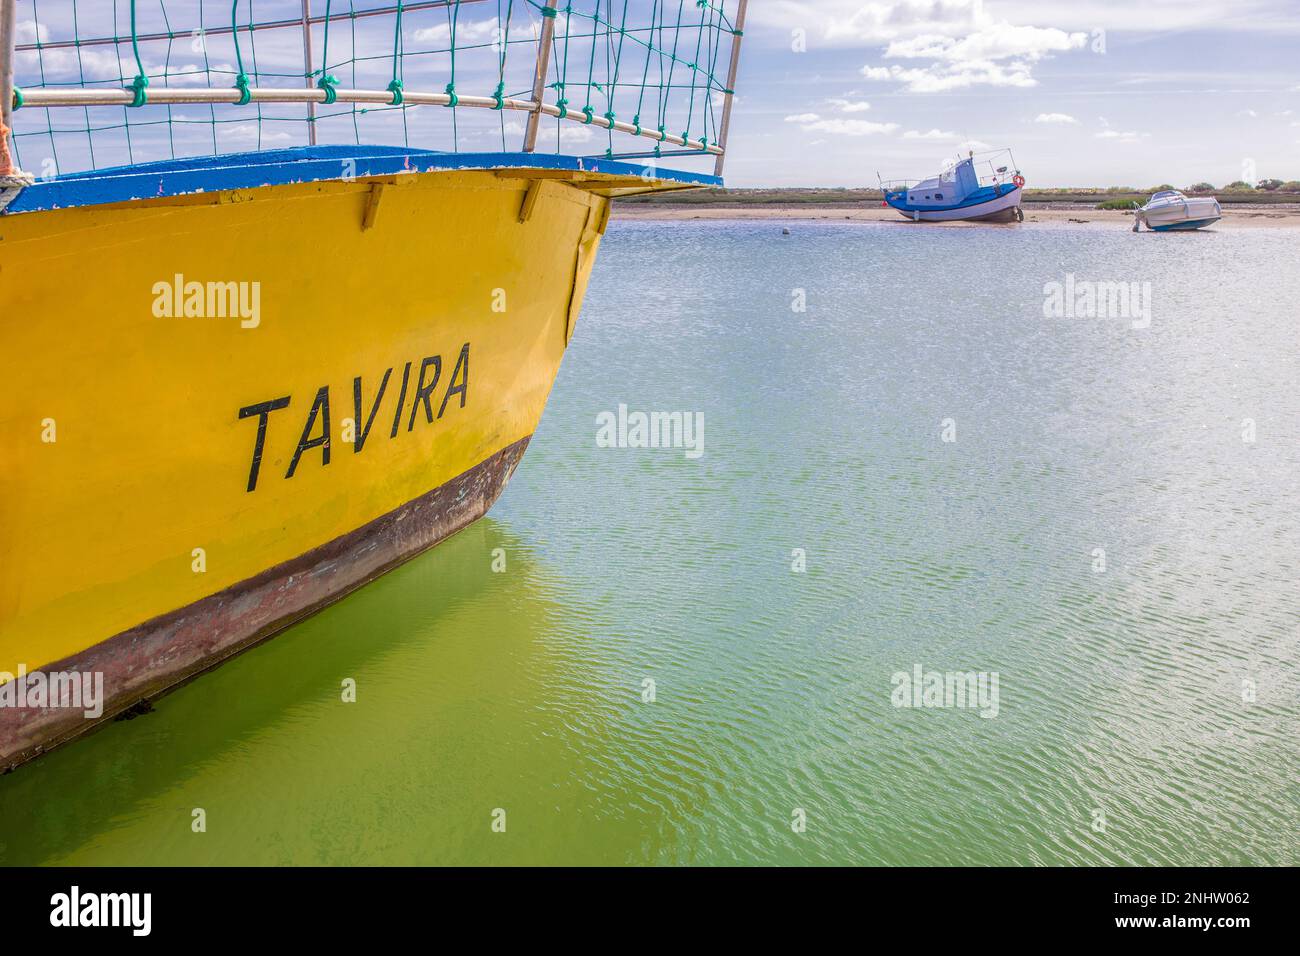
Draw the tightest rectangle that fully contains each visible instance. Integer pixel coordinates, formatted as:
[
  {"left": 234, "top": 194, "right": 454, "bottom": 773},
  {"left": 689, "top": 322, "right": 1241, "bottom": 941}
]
[
  {"left": 3, "top": 145, "right": 722, "bottom": 215},
  {"left": 885, "top": 182, "right": 1015, "bottom": 214},
  {"left": 1150, "top": 218, "right": 1220, "bottom": 231}
]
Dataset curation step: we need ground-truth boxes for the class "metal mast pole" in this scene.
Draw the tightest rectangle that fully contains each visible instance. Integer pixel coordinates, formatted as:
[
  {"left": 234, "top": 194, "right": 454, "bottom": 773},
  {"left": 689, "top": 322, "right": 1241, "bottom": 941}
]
[
  {"left": 522, "top": 7, "right": 558, "bottom": 152},
  {"left": 301, "top": 0, "right": 317, "bottom": 145},
  {"left": 0, "top": 0, "right": 30, "bottom": 183},
  {"left": 0, "top": 0, "right": 17, "bottom": 145},
  {"left": 712, "top": 0, "right": 747, "bottom": 178}
]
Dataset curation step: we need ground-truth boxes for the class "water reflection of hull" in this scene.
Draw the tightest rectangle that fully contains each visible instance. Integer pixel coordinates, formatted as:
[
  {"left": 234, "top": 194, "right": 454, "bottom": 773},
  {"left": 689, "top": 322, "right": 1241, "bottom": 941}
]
[{"left": 0, "top": 518, "right": 573, "bottom": 865}]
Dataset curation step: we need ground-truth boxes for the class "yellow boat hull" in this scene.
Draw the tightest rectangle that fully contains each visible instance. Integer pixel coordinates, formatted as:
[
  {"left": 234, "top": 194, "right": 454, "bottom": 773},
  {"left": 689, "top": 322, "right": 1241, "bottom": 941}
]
[{"left": 0, "top": 166, "right": 618, "bottom": 768}]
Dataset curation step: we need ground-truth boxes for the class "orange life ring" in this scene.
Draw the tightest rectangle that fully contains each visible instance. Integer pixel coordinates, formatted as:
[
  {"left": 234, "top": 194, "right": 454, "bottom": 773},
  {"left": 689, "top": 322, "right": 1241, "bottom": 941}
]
[{"left": 1012, "top": 174, "right": 1025, "bottom": 188}]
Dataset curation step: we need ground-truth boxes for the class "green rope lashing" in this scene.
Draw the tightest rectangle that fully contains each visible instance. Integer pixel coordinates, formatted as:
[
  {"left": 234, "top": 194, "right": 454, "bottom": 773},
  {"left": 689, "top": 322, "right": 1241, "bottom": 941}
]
[
  {"left": 632, "top": 0, "right": 661, "bottom": 142},
  {"left": 129, "top": 73, "right": 149, "bottom": 108},
  {"left": 318, "top": 74, "right": 339, "bottom": 105},
  {"left": 127, "top": 0, "right": 149, "bottom": 107},
  {"left": 317, "top": 0, "right": 337, "bottom": 104},
  {"left": 492, "top": 0, "right": 514, "bottom": 121},
  {"left": 231, "top": 2, "right": 252, "bottom": 105},
  {"left": 540, "top": 5, "right": 557, "bottom": 16},
  {"left": 389, "top": 1, "right": 405, "bottom": 106},
  {"left": 631, "top": 113, "right": 641, "bottom": 136},
  {"left": 582, "top": 0, "right": 602, "bottom": 131},
  {"left": 603, "top": 0, "right": 631, "bottom": 151},
  {"left": 679, "top": 0, "right": 709, "bottom": 147},
  {"left": 11, "top": 87, "right": 23, "bottom": 110},
  {"left": 443, "top": 0, "right": 461, "bottom": 108}
]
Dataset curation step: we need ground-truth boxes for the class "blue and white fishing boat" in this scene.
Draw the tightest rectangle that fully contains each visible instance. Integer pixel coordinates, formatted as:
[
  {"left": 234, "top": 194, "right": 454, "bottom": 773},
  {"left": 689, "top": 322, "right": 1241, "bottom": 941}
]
[{"left": 880, "top": 149, "right": 1024, "bottom": 222}]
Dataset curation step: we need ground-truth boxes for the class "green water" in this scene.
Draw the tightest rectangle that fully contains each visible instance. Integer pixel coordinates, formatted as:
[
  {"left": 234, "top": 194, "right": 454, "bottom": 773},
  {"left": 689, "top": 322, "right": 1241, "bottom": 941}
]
[{"left": 3, "top": 221, "right": 1298, "bottom": 866}]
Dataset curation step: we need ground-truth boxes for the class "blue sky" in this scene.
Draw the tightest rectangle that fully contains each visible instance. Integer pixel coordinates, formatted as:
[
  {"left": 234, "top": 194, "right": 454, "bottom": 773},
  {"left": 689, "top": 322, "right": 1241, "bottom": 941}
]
[{"left": 721, "top": 0, "right": 1300, "bottom": 187}]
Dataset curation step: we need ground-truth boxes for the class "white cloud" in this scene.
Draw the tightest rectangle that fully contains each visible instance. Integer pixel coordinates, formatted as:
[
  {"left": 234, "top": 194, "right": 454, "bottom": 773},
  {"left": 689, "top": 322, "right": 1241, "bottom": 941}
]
[
  {"left": 899, "top": 129, "right": 990, "bottom": 151},
  {"left": 751, "top": 1, "right": 1300, "bottom": 41},
  {"left": 785, "top": 113, "right": 899, "bottom": 135},
  {"left": 559, "top": 125, "right": 595, "bottom": 144},
  {"left": 166, "top": 64, "right": 238, "bottom": 86},
  {"left": 220, "top": 125, "right": 293, "bottom": 144},
  {"left": 828, "top": 97, "right": 873, "bottom": 112},
  {"left": 16, "top": 19, "right": 48, "bottom": 44},
  {"left": 1096, "top": 129, "right": 1146, "bottom": 142},
  {"left": 412, "top": 18, "right": 503, "bottom": 44},
  {"left": 1034, "top": 112, "right": 1079, "bottom": 124},
  {"left": 809, "top": 118, "right": 899, "bottom": 135},
  {"left": 524, "top": 120, "right": 596, "bottom": 147},
  {"left": 862, "top": 58, "right": 1038, "bottom": 92},
  {"left": 990, "top": 0, "right": 1299, "bottom": 34},
  {"left": 885, "top": 23, "right": 1086, "bottom": 62},
  {"left": 763, "top": 2, "right": 1093, "bottom": 93},
  {"left": 16, "top": 18, "right": 238, "bottom": 87},
  {"left": 859, "top": 16, "right": 1086, "bottom": 93},
  {"left": 757, "top": 0, "right": 987, "bottom": 45},
  {"left": 902, "top": 127, "right": 960, "bottom": 139}
]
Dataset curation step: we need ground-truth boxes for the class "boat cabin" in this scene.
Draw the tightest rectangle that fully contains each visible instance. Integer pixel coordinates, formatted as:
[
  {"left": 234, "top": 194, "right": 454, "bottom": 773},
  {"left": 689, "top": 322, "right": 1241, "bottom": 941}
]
[{"left": 904, "top": 157, "right": 980, "bottom": 208}]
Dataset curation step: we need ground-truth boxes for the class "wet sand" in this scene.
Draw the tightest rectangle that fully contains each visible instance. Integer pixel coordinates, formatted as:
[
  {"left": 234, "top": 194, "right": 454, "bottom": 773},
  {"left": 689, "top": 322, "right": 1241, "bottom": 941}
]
[{"left": 614, "top": 202, "right": 1300, "bottom": 229}]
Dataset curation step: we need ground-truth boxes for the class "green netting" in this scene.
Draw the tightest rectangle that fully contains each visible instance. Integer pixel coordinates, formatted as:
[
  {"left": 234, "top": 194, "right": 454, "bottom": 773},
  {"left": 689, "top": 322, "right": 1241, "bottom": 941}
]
[{"left": 6, "top": 0, "right": 741, "bottom": 177}]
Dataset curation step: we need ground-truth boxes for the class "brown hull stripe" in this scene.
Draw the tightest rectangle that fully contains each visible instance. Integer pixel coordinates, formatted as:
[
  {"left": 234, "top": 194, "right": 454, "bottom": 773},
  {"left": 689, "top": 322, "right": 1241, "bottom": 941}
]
[{"left": 1, "top": 436, "right": 531, "bottom": 772}]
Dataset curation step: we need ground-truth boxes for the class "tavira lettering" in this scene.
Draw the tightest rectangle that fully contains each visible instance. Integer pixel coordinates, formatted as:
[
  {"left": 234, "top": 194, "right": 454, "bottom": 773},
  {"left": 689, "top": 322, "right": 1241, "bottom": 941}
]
[{"left": 238, "top": 343, "right": 470, "bottom": 492}]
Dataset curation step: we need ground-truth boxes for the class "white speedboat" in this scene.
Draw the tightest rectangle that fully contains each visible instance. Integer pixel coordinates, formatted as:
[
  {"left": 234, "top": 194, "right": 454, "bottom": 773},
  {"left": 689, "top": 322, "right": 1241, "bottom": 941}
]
[
  {"left": 1133, "top": 190, "right": 1221, "bottom": 231},
  {"left": 880, "top": 149, "right": 1024, "bottom": 222}
]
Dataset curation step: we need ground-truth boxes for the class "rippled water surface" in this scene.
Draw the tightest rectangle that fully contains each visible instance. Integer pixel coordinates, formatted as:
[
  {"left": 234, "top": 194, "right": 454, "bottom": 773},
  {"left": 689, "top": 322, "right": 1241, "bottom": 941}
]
[{"left": 3, "top": 220, "right": 1298, "bottom": 865}]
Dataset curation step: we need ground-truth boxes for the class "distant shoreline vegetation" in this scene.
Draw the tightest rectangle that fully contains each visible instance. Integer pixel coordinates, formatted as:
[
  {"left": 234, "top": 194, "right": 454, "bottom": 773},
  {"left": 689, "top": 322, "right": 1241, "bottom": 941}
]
[{"left": 619, "top": 182, "right": 1300, "bottom": 208}]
